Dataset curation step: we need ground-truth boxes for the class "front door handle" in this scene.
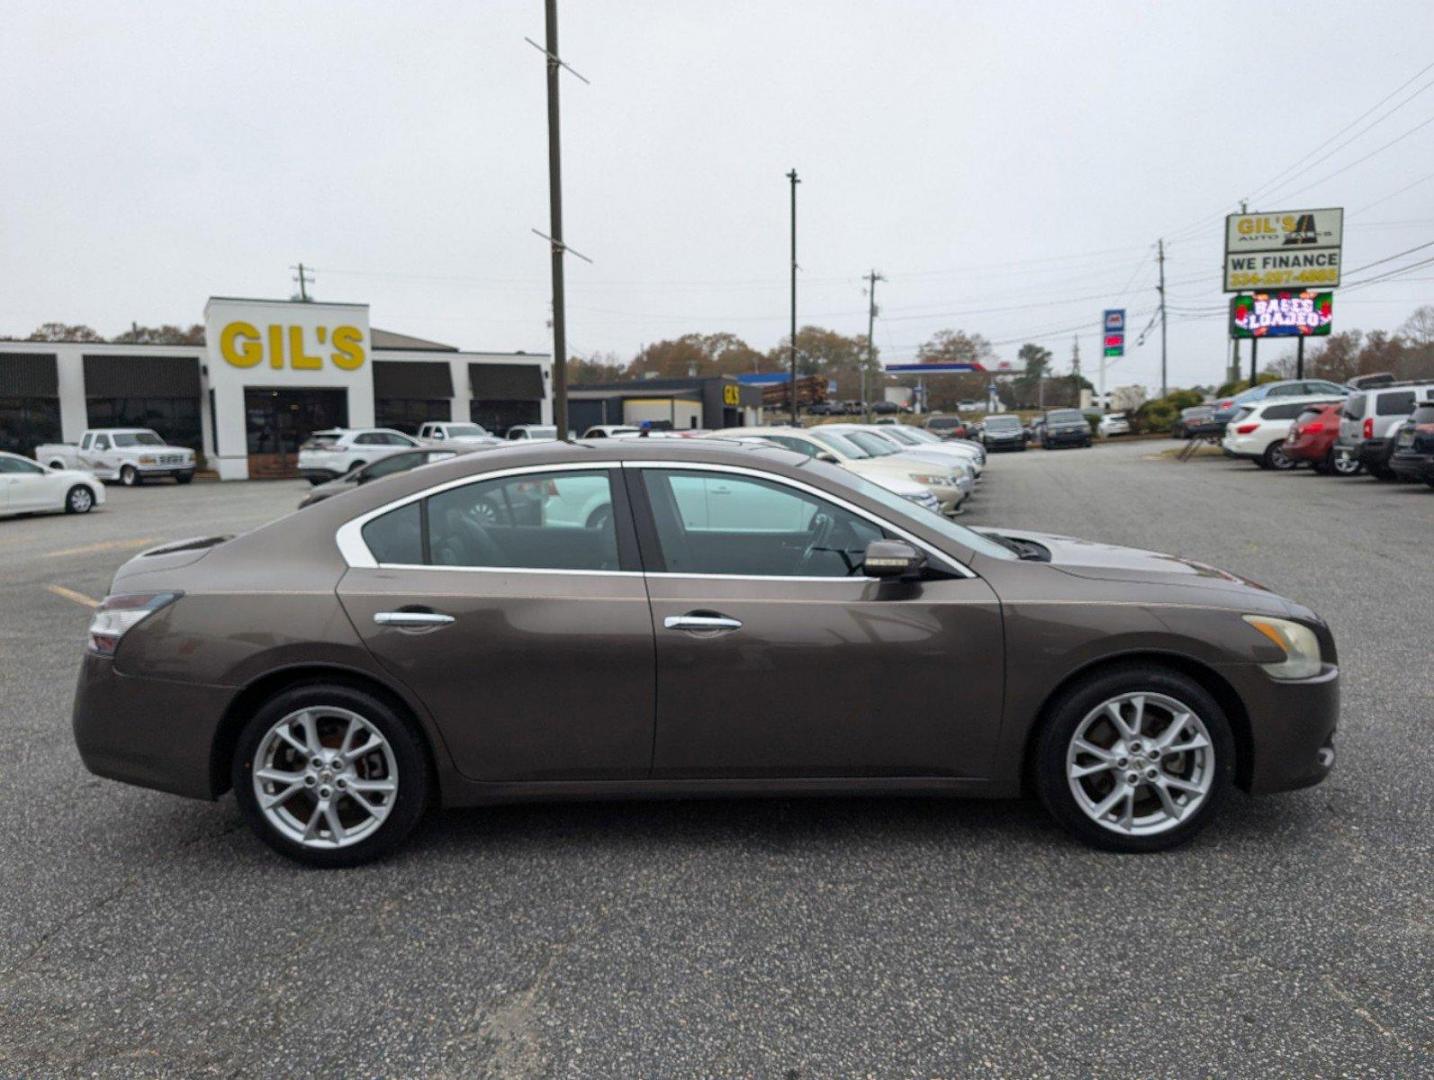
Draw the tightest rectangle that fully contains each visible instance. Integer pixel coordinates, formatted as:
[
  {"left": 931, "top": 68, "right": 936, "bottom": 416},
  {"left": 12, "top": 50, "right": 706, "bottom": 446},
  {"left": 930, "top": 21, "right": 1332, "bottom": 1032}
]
[
  {"left": 664, "top": 613, "right": 743, "bottom": 632},
  {"left": 374, "top": 611, "right": 455, "bottom": 628}
]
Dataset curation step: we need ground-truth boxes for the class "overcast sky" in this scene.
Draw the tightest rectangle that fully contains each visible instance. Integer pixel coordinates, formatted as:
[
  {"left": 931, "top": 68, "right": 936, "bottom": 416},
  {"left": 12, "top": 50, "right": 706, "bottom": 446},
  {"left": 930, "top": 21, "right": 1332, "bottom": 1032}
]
[{"left": 5, "top": 2, "right": 1434, "bottom": 391}]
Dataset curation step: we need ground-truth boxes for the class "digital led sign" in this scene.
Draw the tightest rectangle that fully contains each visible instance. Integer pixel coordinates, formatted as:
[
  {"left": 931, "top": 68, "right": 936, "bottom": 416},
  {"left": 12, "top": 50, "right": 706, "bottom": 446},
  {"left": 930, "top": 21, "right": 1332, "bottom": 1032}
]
[{"left": 1230, "top": 291, "right": 1333, "bottom": 338}]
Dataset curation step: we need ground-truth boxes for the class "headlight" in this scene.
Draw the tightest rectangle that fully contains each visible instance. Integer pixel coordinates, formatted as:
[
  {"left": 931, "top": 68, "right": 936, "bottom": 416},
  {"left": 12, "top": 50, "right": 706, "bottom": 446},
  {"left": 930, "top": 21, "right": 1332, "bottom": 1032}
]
[
  {"left": 88, "top": 592, "right": 180, "bottom": 656},
  {"left": 138, "top": 455, "right": 156, "bottom": 465},
  {"left": 908, "top": 473, "right": 955, "bottom": 487},
  {"left": 1242, "top": 615, "right": 1322, "bottom": 679}
]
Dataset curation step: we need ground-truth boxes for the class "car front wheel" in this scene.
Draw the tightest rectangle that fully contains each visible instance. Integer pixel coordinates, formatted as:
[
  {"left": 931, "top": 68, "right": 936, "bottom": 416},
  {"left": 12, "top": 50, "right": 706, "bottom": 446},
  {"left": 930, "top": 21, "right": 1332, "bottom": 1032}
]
[
  {"left": 65, "top": 485, "right": 95, "bottom": 514},
  {"left": 1035, "top": 666, "right": 1234, "bottom": 852},
  {"left": 233, "top": 684, "right": 432, "bottom": 867},
  {"left": 120, "top": 465, "right": 140, "bottom": 486}
]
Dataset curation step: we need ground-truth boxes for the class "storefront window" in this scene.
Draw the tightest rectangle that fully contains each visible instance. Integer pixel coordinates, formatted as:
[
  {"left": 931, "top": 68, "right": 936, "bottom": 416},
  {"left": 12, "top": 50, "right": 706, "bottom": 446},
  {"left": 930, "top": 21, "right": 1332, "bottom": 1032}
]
[
  {"left": 87, "top": 397, "right": 201, "bottom": 450},
  {"left": 0, "top": 397, "right": 62, "bottom": 456},
  {"left": 470, "top": 400, "right": 541, "bottom": 436},
  {"left": 375, "top": 398, "right": 451, "bottom": 435}
]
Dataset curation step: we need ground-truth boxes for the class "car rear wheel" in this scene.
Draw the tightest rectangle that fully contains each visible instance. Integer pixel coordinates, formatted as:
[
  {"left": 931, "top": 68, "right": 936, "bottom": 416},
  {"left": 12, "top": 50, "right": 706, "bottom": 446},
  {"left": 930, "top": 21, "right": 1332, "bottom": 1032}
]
[
  {"left": 1330, "top": 451, "right": 1362, "bottom": 477},
  {"left": 64, "top": 485, "right": 94, "bottom": 514},
  {"left": 1262, "top": 441, "right": 1296, "bottom": 470},
  {"left": 1035, "top": 666, "right": 1234, "bottom": 852},
  {"left": 233, "top": 684, "right": 432, "bottom": 867}
]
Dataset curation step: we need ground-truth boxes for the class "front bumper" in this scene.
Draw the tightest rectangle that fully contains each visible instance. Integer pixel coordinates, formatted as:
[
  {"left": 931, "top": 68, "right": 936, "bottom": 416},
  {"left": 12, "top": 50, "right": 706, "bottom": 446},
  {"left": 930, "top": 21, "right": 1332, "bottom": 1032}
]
[
  {"left": 73, "top": 654, "right": 233, "bottom": 800},
  {"left": 984, "top": 437, "right": 1025, "bottom": 451},
  {"left": 135, "top": 462, "right": 195, "bottom": 477},
  {"left": 1231, "top": 662, "right": 1340, "bottom": 794},
  {"left": 1044, "top": 429, "right": 1090, "bottom": 446},
  {"left": 298, "top": 468, "right": 342, "bottom": 483}
]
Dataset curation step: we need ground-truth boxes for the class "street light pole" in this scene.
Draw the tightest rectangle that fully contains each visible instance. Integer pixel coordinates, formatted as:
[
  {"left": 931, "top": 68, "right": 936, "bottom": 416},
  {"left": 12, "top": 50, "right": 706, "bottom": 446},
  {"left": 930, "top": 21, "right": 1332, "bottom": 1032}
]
[{"left": 788, "top": 168, "right": 800, "bottom": 426}]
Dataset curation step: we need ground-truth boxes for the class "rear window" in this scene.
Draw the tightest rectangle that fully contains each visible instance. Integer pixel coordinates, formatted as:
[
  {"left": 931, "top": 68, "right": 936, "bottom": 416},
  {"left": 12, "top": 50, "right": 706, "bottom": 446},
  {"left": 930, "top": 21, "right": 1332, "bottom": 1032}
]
[
  {"left": 1261, "top": 402, "right": 1307, "bottom": 421},
  {"left": 1295, "top": 408, "right": 1325, "bottom": 424},
  {"left": 1342, "top": 395, "right": 1367, "bottom": 420},
  {"left": 1375, "top": 390, "right": 1416, "bottom": 416}
]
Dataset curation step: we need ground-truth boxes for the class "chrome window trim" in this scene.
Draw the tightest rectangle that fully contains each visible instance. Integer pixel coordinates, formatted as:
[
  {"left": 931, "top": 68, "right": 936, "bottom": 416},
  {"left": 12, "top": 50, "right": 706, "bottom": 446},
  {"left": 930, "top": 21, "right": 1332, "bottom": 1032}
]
[
  {"left": 335, "top": 461, "right": 623, "bottom": 570},
  {"left": 336, "top": 457, "right": 974, "bottom": 579},
  {"left": 626, "top": 460, "right": 973, "bottom": 579}
]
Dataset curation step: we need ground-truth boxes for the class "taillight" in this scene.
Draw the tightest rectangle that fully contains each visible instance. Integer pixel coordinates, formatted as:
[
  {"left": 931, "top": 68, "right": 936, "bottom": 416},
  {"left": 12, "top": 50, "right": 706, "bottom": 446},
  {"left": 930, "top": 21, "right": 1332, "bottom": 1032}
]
[
  {"left": 1218, "top": 400, "right": 1232, "bottom": 410},
  {"left": 87, "top": 593, "right": 179, "bottom": 656},
  {"left": 1303, "top": 422, "right": 1324, "bottom": 434},
  {"left": 1235, "top": 422, "right": 1260, "bottom": 434},
  {"left": 1363, "top": 418, "right": 1374, "bottom": 439}
]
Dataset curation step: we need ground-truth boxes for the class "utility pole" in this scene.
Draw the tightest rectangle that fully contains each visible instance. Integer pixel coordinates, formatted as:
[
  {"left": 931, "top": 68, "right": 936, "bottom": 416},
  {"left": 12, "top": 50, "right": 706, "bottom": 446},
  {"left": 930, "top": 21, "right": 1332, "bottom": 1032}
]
[
  {"left": 1231, "top": 201, "right": 1247, "bottom": 388},
  {"left": 787, "top": 169, "right": 800, "bottom": 425},
  {"left": 1296, "top": 336, "right": 1305, "bottom": 379},
  {"left": 1156, "top": 238, "right": 1168, "bottom": 397},
  {"left": 527, "top": 2, "right": 590, "bottom": 439},
  {"left": 291, "top": 263, "right": 313, "bottom": 301},
  {"left": 1071, "top": 336, "right": 1081, "bottom": 408},
  {"left": 863, "top": 269, "right": 883, "bottom": 423}
]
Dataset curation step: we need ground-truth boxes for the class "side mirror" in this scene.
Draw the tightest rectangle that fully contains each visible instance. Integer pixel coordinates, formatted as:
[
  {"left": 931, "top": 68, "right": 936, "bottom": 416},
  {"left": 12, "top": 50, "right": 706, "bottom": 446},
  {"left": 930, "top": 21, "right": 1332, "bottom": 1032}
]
[
  {"left": 816, "top": 452, "right": 840, "bottom": 464},
  {"left": 863, "top": 539, "right": 925, "bottom": 580}
]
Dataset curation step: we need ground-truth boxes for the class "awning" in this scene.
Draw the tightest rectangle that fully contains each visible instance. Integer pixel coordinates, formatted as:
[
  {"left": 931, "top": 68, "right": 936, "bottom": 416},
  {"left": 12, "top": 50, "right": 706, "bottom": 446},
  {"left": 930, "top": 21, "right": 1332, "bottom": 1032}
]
[
  {"left": 372, "top": 360, "right": 455, "bottom": 399},
  {"left": 83, "top": 354, "right": 201, "bottom": 398},
  {"left": 470, "top": 362, "right": 544, "bottom": 401},
  {"left": 0, "top": 352, "right": 59, "bottom": 397}
]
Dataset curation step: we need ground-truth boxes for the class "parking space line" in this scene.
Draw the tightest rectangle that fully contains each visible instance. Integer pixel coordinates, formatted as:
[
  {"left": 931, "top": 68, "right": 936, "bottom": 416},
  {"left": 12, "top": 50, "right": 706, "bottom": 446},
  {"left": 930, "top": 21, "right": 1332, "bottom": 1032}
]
[
  {"left": 46, "top": 584, "right": 101, "bottom": 609},
  {"left": 42, "top": 537, "right": 159, "bottom": 560}
]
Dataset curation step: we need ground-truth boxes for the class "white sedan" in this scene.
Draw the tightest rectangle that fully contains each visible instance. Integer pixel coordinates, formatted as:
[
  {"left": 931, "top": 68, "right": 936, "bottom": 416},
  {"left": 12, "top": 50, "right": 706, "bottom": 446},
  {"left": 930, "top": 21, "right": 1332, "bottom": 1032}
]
[{"left": 0, "top": 452, "right": 106, "bottom": 517}]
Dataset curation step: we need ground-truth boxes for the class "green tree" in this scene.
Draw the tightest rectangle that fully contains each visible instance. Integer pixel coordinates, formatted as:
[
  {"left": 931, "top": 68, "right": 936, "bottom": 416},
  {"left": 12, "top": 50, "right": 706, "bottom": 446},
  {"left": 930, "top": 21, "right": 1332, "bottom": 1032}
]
[{"left": 907, "top": 329, "right": 996, "bottom": 411}]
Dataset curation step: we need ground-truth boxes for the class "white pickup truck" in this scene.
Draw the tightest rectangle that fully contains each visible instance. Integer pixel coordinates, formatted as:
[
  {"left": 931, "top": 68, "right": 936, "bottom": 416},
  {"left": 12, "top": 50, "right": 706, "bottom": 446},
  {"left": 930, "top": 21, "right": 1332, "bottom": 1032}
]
[
  {"left": 36, "top": 428, "right": 196, "bottom": 486},
  {"left": 416, "top": 421, "right": 504, "bottom": 448}
]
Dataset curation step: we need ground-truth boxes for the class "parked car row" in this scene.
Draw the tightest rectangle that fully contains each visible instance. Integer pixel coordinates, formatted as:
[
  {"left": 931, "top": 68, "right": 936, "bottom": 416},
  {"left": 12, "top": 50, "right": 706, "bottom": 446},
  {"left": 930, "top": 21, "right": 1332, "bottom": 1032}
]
[{"left": 1218, "top": 378, "right": 1434, "bottom": 489}]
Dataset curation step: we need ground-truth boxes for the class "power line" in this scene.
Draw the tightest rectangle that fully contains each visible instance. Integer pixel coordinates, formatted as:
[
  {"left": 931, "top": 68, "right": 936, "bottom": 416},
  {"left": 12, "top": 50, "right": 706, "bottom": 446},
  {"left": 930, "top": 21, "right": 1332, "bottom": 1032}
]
[{"left": 1271, "top": 110, "right": 1434, "bottom": 203}]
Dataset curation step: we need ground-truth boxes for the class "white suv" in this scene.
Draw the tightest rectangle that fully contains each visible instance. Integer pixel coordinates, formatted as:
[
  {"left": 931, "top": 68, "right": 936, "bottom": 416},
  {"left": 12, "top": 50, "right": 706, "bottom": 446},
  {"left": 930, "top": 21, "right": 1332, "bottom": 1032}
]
[
  {"left": 1222, "top": 394, "right": 1344, "bottom": 470},
  {"left": 297, "top": 429, "right": 420, "bottom": 484},
  {"left": 1335, "top": 381, "right": 1434, "bottom": 479}
]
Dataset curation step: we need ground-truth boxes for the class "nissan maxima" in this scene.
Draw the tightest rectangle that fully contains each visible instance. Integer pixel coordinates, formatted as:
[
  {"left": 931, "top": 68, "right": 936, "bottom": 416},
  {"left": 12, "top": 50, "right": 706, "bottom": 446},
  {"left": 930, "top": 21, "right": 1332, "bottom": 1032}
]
[{"left": 73, "top": 439, "right": 1338, "bottom": 865}]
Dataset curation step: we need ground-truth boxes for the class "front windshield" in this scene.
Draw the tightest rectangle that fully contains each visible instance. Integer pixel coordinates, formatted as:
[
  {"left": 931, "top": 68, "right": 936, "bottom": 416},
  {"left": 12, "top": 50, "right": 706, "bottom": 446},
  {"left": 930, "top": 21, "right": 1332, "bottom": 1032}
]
[
  {"left": 445, "top": 424, "right": 489, "bottom": 437},
  {"left": 1046, "top": 410, "right": 1083, "bottom": 423},
  {"left": 985, "top": 416, "right": 1021, "bottom": 430},
  {"left": 112, "top": 431, "right": 165, "bottom": 447},
  {"left": 843, "top": 471, "right": 1017, "bottom": 561},
  {"left": 808, "top": 430, "right": 870, "bottom": 459},
  {"left": 880, "top": 427, "right": 920, "bottom": 445},
  {"left": 842, "top": 430, "right": 900, "bottom": 457},
  {"left": 904, "top": 428, "right": 942, "bottom": 444}
]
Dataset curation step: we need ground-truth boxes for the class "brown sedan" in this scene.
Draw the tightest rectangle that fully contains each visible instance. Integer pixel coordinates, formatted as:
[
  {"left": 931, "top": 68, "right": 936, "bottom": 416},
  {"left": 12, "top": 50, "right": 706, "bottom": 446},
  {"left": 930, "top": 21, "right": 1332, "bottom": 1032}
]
[{"left": 73, "top": 439, "right": 1338, "bottom": 865}]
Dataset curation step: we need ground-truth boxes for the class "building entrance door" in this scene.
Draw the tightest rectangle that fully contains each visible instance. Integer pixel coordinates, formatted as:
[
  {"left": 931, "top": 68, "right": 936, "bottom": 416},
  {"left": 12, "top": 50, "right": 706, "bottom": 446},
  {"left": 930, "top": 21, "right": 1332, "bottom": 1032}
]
[{"left": 244, "top": 388, "right": 348, "bottom": 479}]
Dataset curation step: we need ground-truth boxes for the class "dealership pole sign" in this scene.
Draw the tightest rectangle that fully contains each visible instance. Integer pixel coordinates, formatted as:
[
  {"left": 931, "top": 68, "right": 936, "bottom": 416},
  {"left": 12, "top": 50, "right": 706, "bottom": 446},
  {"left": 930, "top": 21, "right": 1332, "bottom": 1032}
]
[
  {"left": 1224, "top": 208, "right": 1343, "bottom": 291},
  {"left": 1102, "top": 309, "right": 1125, "bottom": 358},
  {"left": 1230, "top": 290, "right": 1333, "bottom": 338}
]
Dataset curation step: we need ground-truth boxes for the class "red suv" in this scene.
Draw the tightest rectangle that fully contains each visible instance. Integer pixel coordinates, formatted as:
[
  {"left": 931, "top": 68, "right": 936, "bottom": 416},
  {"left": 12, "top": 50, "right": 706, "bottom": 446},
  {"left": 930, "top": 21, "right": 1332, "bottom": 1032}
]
[{"left": 1284, "top": 402, "right": 1350, "bottom": 474}]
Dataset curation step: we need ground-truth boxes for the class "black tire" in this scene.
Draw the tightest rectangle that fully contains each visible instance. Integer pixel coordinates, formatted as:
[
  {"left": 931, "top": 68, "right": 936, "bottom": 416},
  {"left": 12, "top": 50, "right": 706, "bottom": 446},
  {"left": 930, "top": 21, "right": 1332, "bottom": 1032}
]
[
  {"left": 1330, "top": 451, "right": 1362, "bottom": 477},
  {"left": 232, "top": 683, "right": 432, "bottom": 867},
  {"left": 120, "top": 464, "right": 140, "bottom": 486},
  {"left": 175, "top": 472, "right": 194, "bottom": 485},
  {"left": 47, "top": 459, "right": 67, "bottom": 471},
  {"left": 1034, "top": 664, "right": 1235, "bottom": 853},
  {"left": 349, "top": 461, "right": 367, "bottom": 474},
  {"left": 64, "top": 485, "right": 95, "bottom": 514},
  {"left": 1262, "top": 441, "right": 1296, "bottom": 471}
]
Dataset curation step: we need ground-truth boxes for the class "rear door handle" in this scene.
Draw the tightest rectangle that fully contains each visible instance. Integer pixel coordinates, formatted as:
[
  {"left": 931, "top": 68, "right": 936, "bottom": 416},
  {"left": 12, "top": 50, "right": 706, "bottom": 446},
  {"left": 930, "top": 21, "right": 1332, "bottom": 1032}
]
[
  {"left": 664, "top": 613, "right": 743, "bottom": 632},
  {"left": 374, "top": 611, "right": 455, "bottom": 628}
]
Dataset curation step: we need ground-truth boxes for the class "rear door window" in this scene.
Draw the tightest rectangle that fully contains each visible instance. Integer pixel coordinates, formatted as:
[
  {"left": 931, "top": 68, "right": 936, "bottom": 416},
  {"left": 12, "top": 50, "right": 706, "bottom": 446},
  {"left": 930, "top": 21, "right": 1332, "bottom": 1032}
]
[
  {"left": 1375, "top": 391, "right": 1416, "bottom": 416},
  {"left": 427, "top": 470, "right": 619, "bottom": 571}
]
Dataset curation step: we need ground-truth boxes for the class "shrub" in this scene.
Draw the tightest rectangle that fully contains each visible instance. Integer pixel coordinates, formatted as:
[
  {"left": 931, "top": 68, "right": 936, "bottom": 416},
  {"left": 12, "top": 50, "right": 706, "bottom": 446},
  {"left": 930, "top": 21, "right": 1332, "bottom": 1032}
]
[{"left": 1131, "top": 388, "right": 1204, "bottom": 434}]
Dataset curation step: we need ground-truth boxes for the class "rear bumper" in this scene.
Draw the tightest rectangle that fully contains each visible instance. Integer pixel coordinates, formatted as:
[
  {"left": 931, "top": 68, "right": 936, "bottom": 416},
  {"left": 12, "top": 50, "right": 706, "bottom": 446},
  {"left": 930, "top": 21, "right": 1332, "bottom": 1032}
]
[
  {"left": 1283, "top": 436, "right": 1331, "bottom": 462},
  {"left": 73, "top": 654, "right": 232, "bottom": 800},
  {"left": 1355, "top": 438, "right": 1392, "bottom": 467},
  {"left": 1231, "top": 662, "right": 1340, "bottom": 795},
  {"left": 1390, "top": 449, "right": 1434, "bottom": 480}
]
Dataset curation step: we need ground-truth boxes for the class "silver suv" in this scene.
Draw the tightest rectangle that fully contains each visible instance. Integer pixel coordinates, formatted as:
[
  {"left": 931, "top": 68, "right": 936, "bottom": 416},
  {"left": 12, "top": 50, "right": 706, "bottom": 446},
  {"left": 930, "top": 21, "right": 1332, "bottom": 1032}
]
[{"left": 1336, "top": 381, "right": 1434, "bottom": 478}]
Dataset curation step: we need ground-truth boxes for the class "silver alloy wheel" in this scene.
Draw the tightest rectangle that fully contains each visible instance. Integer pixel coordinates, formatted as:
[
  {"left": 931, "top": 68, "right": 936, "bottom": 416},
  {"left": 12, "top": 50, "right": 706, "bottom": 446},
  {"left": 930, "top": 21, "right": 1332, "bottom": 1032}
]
[
  {"left": 1332, "top": 453, "right": 1361, "bottom": 476},
  {"left": 68, "top": 487, "right": 93, "bottom": 512},
  {"left": 1066, "top": 692, "right": 1215, "bottom": 837},
  {"left": 120, "top": 465, "right": 137, "bottom": 486},
  {"left": 1268, "top": 443, "right": 1294, "bottom": 470},
  {"left": 252, "top": 706, "right": 398, "bottom": 849}
]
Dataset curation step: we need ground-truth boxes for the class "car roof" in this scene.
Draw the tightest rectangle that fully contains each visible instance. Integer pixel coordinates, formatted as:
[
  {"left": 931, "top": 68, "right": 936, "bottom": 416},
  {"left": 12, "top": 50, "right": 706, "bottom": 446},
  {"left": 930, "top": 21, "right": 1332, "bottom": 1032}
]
[{"left": 1248, "top": 394, "right": 1345, "bottom": 410}]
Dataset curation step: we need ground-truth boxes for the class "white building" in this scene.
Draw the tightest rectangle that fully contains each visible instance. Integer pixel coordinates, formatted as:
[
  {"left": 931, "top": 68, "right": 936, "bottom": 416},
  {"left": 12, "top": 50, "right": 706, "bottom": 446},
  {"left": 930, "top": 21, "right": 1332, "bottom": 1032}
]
[{"left": 0, "top": 297, "right": 551, "bottom": 479}]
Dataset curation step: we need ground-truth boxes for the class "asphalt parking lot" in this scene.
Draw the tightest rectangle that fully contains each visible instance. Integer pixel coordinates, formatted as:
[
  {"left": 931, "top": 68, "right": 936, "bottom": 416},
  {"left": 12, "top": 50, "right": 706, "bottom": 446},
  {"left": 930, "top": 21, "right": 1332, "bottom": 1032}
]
[{"left": 1, "top": 440, "right": 1430, "bottom": 1077}]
